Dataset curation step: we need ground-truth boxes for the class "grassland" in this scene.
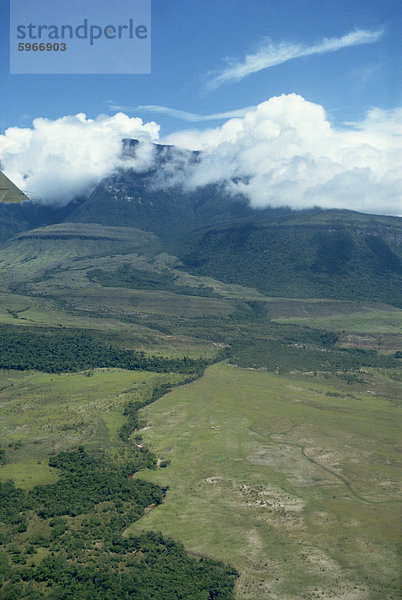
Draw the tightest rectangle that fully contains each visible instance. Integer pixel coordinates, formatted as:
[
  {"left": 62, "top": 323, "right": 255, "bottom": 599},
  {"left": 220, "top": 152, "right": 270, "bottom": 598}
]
[
  {"left": 269, "top": 301, "right": 402, "bottom": 352},
  {"left": 0, "top": 229, "right": 401, "bottom": 599},
  {"left": 128, "top": 363, "right": 401, "bottom": 600},
  {"left": 0, "top": 367, "right": 185, "bottom": 489},
  {"left": 0, "top": 292, "right": 221, "bottom": 359},
  {"left": 274, "top": 309, "right": 402, "bottom": 334},
  {"left": 0, "top": 365, "right": 240, "bottom": 599}
]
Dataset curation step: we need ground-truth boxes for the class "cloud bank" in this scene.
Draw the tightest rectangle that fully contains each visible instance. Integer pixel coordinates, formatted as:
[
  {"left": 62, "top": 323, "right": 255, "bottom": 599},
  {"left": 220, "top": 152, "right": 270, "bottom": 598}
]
[
  {"left": 0, "top": 95, "right": 400, "bottom": 216},
  {"left": 164, "top": 94, "right": 402, "bottom": 216},
  {"left": 207, "top": 29, "right": 383, "bottom": 88},
  {"left": 0, "top": 112, "right": 159, "bottom": 204}
]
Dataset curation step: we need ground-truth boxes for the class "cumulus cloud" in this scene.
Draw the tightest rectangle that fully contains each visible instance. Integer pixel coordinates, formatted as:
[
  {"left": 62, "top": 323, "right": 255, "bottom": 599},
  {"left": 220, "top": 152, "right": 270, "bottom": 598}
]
[
  {"left": 207, "top": 29, "right": 384, "bottom": 89},
  {"left": 0, "top": 112, "right": 159, "bottom": 204},
  {"left": 164, "top": 94, "right": 402, "bottom": 216},
  {"left": 0, "top": 96, "right": 400, "bottom": 216}
]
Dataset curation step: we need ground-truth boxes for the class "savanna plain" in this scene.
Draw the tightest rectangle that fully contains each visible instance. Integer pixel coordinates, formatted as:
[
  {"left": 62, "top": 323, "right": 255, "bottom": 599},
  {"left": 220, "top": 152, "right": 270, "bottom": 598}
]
[{"left": 0, "top": 221, "right": 401, "bottom": 600}]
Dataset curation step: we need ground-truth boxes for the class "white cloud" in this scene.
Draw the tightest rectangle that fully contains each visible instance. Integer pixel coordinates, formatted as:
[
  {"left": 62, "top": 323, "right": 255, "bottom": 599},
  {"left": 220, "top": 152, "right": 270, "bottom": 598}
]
[
  {"left": 108, "top": 103, "right": 257, "bottom": 122},
  {"left": 207, "top": 29, "right": 384, "bottom": 88},
  {"left": 164, "top": 94, "right": 402, "bottom": 216},
  {"left": 0, "top": 96, "right": 400, "bottom": 216},
  {"left": 0, "top": 112, "right": 159, "bottom": 204}
]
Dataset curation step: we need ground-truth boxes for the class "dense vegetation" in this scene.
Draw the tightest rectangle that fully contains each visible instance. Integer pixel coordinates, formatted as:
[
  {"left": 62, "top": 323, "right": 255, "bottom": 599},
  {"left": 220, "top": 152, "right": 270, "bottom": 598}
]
[
  {"left": 0, "top": 530, "right": 237, "bottom": 600},
  {"left": 226, "top": 338, "right": 401, "bottom": 373},
  {"left": 180, "top": 221, "right": 402, "bottom": 306},
  {"left": 1, "top": 307, "right": 397, "bottom": 380},
  {"left": 0, "top": 326, "right": 207, "bottom": 374},
  {"left": 0, "top": 447, "right": 161, "bottom": 523},
  {"left": 0, "top": 390, "right": 237, "bottom": 599},
  {"left": 0, "top": 198, "right": 86, "bottom": 244},
  {"left": 89, "top": 263, "right": 219, "bottom": 297}
]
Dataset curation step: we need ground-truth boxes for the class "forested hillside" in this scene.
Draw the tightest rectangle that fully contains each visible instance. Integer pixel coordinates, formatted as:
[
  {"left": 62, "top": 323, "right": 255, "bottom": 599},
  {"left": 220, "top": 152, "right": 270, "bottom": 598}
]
[{"left": 178, "top": 215, "right": 402, "bottom": 305}]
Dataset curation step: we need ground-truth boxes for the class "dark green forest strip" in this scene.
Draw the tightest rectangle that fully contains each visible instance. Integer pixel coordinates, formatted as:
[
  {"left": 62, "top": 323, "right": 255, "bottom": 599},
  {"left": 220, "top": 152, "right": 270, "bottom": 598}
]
[
  {"left": 0, "top": 325, "right": 207, "bottom": 374},
  {"left": 226, "top": 338, "right": 400, "bottom": 373}
]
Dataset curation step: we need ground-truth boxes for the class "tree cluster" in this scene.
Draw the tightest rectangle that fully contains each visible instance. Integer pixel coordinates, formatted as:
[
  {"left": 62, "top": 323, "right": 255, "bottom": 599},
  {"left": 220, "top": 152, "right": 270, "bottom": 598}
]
[{"left": 0, "top": 326, "right": 207, "bottom": 375}]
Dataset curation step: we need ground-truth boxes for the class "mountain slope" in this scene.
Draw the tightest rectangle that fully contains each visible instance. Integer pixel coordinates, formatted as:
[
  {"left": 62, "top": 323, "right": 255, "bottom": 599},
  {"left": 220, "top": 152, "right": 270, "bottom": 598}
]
[
  {"left": 177, "top": 211, "right": 402, "bottom": 306},
  {"left": 0, "top": 223, "right": 161, "bottom": 285},
  {"left": 0, "top": 196, "right": 86, "bottom": 243},
  {"left": 0, "top": 141, "right": 401, "bottom": 306},
  {"left": 67, "top": 141, "right": 291, "bottom": 238},
  {"left": 68, "top": 173, "right": 261, "bottom": 239}
]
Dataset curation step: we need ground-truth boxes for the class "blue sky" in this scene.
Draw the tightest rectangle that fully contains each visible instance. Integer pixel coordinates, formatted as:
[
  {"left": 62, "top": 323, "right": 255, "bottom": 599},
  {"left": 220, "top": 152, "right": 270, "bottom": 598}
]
[
  {"left": 0, "top": 0, "right": 401, "bottom": 135},
  {"left": 0, "top": 0, "right": 401, "bottom": 215}
]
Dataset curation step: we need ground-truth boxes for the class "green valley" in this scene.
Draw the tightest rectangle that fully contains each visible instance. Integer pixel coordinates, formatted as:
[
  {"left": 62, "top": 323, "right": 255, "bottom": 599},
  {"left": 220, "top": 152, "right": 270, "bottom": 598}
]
[{"left": 0, "top": 156, "right": 401, "bottom": 600}]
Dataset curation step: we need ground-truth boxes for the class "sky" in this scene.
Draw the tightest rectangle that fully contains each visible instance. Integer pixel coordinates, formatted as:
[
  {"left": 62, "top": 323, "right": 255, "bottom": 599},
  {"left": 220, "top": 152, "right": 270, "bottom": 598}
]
[{"left": 0, "top": 0, "right": 401, "bottom": 215}]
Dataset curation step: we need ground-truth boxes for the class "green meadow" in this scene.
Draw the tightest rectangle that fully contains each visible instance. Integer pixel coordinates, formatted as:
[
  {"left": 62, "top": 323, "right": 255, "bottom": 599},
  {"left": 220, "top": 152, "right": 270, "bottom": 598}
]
[
  {"left": 0, "top": 368, "right": 183, "bottom": 487},
  {"left": 274, "top": 308, "right": 402, "bottom": 334},
  {"left": 128, "top": 363, "right": 401, "bottom": 600},
  {"left": 0, "top": 232, "right": 401, "bottom": 599},
  {"left": 0, "top": 292, "right": 220, "bottom": 359}
]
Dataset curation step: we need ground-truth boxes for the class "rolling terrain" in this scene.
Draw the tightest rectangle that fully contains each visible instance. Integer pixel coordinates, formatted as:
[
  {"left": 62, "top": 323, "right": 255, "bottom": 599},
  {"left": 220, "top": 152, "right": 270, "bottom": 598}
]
[
  {"left": 129, "top": 363, "right": 401, "bottom": 600},
  {"left": 0, "top": 140, "right": 401, "bottom": 599}
]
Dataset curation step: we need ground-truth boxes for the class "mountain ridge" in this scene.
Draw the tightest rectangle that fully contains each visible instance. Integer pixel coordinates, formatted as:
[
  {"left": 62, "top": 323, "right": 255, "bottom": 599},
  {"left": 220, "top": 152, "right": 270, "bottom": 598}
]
[{"left": 0, "top": 139, "right": 401, "bottom": 306}]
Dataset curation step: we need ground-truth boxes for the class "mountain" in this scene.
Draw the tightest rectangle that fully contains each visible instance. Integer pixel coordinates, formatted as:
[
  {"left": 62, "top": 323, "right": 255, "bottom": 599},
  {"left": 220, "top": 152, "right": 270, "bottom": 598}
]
[
  {"left": 177, "top": 211, "right": 402, "bottom": 306},
  {"left": 0, "top": 139, "right": 401, "bottom": 306},
  {"left": 67, "top": 139, "right": 291, "bottom": 238},
  {"left": 0, "top": 196, "right": 86, "bottom": 243}
]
